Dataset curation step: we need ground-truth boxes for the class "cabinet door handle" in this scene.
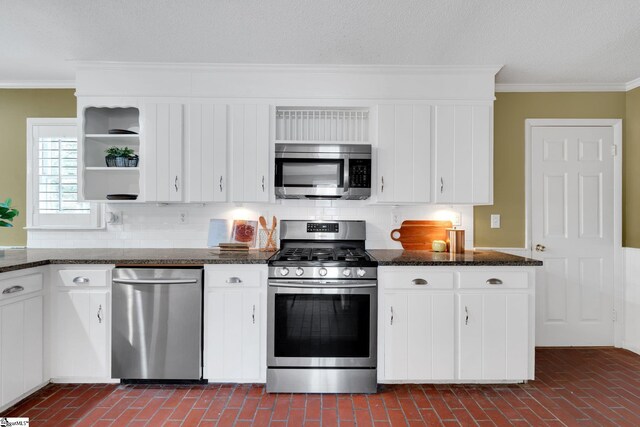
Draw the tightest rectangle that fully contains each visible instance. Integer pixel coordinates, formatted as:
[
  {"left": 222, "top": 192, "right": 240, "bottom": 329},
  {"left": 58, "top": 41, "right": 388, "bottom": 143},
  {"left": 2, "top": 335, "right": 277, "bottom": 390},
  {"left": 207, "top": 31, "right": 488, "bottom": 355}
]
[
  {"left": 252, "top": 304, "right": 256, "bottom": 324},
  {"left": 465, "top": 306, "right": 469, "bottom": 325},
  {"left": 97, "top": 304, "right": 103, "bottom": 324},
  {"left": 174, "top": 176, "right": 179, "bottom": 192},
  {"left": 486, "top": 278, "right": 503, "bottom": 285},
  {"left": 225, "top": 277, "right": 242, "bottom": 284},
  {"left": 440, "top": 177, "right": 444, "bottom": 194},
  {"left": 261, "top": 176, "right": 265, "bottom": 192},
  {"left": 412, "top": 278, "right": 428, "bottom": 285},
  {"left": 2, "top": 285, "right": 24, "bottom": 295},
  {"left": 219, "top": 176, "right": 223, "bottom": 192},
  {"left": 73, "top": 276, "right": 90, "bottom": 285},
  {"left": 390, "top": 306, "right": 394, "bottom": 325},
  {"left": 381, "top": 176, "right": 384, "bottom": 193}
]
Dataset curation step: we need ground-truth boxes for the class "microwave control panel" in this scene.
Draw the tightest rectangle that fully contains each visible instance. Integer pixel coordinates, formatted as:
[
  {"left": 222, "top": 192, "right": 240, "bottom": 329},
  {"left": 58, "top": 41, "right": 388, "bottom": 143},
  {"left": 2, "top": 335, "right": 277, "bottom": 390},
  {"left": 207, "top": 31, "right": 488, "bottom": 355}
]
[{"left": 349, "top": 159, "right": 371, "bottom": 188}]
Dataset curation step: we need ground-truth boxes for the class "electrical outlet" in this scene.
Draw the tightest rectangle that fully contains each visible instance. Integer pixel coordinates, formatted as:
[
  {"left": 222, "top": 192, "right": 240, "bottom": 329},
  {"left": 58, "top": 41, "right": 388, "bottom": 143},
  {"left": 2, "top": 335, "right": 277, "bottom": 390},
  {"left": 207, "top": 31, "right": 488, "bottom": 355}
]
[
  {"left": 107, "top": 211, "right": 123, "bottom": 225},
  {"left": 451, "top": 211, "right": 462, "bottom": 227},
  {"left": 490, "top": 214, "right": 501, "bottom": 229},
  {"left": 391, "top": 209, "right": 400, "bottom": 226},
  {"left": 179, "top": 212, "right": 188, "bottom": 224}
]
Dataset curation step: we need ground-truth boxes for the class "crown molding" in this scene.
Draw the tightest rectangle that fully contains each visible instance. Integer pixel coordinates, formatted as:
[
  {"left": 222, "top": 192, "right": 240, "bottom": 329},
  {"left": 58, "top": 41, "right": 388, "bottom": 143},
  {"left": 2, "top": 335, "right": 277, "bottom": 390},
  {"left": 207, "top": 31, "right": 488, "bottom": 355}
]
[
  {"left": 626, "top": 77, "right": 640, "bottom": 91},
  {"left": 0, "top": 80, "right": 75, "bottom": 89},
  {"left": 73, "top": 61, "right": 503, "bottom": 76},
  {"left": 495, "top": 82, "right": 627, "bottom": 92}
]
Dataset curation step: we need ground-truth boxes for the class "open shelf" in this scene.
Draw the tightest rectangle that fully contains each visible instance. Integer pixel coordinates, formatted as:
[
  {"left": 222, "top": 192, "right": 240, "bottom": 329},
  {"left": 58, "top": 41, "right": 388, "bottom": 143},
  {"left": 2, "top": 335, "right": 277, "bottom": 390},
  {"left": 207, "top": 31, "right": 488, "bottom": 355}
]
[
  {"left": 85, "top": 167, "right": 140, "bottom": 172},
  {"left": 82, "top": 106, "right": 142, "bottom": 201},
  {"left": 85, "top": 134, "right": 139, "bottom": 144}
]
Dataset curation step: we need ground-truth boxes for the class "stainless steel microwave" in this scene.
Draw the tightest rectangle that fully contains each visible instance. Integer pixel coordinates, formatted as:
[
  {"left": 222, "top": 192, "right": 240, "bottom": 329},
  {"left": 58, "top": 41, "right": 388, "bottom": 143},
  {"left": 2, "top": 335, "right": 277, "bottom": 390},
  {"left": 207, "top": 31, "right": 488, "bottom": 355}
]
[{"left": 274, "top": 143, "right": 372, "bottom": 200}]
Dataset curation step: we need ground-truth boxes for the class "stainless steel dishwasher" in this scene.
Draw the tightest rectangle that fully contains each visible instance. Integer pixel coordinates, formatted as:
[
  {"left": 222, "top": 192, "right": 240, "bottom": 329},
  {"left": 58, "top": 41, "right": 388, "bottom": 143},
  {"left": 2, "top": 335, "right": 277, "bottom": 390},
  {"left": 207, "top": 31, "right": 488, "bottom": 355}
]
[{"left": 112, "top": 267, "right": 203, "bottom": 381}]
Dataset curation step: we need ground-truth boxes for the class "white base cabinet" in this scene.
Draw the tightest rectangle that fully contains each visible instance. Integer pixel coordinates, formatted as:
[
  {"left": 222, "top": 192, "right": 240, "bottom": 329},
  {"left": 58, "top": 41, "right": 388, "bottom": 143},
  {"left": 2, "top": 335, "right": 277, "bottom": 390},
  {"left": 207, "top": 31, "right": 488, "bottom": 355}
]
[
  {"left": 204, "top": 265, "right": 266, "bottom": 383},
  {"left": 379, "top": 266, "right": 534, "bottom": 383},
  {"left": 0, "top": 269, "right": 46, "bottom": 409},
  {"left": 50, "top": 266, "right": 113, "bottom": 382}
]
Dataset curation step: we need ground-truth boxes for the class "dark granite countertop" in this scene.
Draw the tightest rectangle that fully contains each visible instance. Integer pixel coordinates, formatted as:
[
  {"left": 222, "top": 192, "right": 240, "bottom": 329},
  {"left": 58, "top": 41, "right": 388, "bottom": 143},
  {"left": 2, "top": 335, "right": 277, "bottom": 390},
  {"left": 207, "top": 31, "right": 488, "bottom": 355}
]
[
  {"left": 0, "top": 248, "right": 541, "bottom": 274},
  {"left": 0, "top": 249, "right": 276, "bottom": 273},
  {"left": 368, "top": 249, "right": 542, "bottom": 266}
]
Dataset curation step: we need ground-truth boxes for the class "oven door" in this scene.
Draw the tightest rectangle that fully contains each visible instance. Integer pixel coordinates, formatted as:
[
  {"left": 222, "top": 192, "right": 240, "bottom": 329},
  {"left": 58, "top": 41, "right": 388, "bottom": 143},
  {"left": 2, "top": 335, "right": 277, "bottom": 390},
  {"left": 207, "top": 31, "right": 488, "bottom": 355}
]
[
  {"left": 274, "top": 154, "right": 349, "bottom": 199},
  {"left": 267, "top": 280, "right": 377, "bottom": 368}
]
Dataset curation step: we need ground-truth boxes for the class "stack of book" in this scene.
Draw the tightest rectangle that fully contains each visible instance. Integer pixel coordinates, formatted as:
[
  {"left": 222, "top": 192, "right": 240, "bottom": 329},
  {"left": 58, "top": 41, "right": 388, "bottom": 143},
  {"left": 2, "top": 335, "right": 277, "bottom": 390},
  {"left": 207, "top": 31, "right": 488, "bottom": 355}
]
[{"left": 218, "top": 243, "right": 250, "bottom": 252}]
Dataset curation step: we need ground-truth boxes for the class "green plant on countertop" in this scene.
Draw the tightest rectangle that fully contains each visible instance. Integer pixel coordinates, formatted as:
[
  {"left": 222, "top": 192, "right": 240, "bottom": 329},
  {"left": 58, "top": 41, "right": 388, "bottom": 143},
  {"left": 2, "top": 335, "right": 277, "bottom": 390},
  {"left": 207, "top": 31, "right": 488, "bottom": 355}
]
[{"left": 0, "top": 198, "right": 19, "bottom": 227}]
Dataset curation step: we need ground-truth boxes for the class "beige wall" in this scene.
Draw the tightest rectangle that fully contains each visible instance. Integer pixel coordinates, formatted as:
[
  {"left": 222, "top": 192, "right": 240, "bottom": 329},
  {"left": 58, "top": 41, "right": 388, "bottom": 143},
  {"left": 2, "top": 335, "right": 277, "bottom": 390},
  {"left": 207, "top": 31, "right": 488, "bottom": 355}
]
[
  {"left": 625, "top": 87, "right": 640, "bottom": 248},
  {"left": 474, "top": 92, "right": 627, "bottom": 248},
  {"left": 0, "top": 89, "right": 77, "bottom": 247}
]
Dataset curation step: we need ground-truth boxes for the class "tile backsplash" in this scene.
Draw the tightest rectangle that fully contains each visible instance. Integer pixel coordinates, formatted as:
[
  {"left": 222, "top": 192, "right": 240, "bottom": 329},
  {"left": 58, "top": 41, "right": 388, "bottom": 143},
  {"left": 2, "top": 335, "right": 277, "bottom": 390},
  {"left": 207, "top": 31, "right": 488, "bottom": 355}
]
[{"left": 27, "top": 200, "right": 474, "bottom": 249}]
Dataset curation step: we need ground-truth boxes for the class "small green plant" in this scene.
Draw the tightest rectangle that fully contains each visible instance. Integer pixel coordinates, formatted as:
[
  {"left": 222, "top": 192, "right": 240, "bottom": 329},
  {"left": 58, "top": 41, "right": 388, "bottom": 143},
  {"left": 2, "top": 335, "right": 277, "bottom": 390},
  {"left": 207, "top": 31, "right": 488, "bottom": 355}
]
[
  {"left": 0, "top": 198, "right": 19, "bottom": 228},
  {"left": 105, "top": 146, "right": 136, "bottom": 158}
]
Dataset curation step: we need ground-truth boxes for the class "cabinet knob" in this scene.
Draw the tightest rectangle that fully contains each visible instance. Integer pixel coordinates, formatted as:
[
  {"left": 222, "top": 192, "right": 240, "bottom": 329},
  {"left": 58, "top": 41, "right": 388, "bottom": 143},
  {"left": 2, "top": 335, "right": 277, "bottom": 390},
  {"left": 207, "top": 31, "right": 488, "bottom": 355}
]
[
  {"left": 535, "top": 244, "right": 546, "bottom": 252},
  {"left": 390, "top": 306, "right": 394, "bottom": 325},
  {"left": 225, "top": 277, "right": 243, "bottom": 284},
  {"left": 73, "top": 276, "right": 90, "bottom": 284},
  {"left": 219, "top": 176, "right": 223, "bottom": 192},
  {"left": 440, "top": 177, "right": 444, "bottom": 194},
  {"left": 261, "top": 176, "right": 265, "bottom": 192},
  {"left": 381, "top": 176, "right": 384, "bottom": 193},
  {"left": 465, "top": 306, "right": 469, "bottom": 325},
  {"left": 252, "top": 304, "right": 256, "bottom": 324},
  {"left": 97, "top": 304, "right": 103, "bottom": 324},
  {"left": 175, "top": 176, "right": 179, "bottom": 192},
  {"left": 411, "top": 278, "right": 428, "bottom": 285},
  {"left": 486, "top": 278, "right": 503, "bottom": 285}
]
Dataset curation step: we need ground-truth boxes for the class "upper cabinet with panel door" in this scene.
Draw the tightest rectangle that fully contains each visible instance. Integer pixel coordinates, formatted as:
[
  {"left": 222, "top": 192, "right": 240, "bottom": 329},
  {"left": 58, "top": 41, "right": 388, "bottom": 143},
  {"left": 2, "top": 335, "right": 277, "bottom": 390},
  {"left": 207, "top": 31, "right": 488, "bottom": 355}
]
[
  {"left": 230, "top": 104, "right": 270, "bottom": 203},
  {"left": 143, "top": 102, "right": 184, "bottom": 203},
  {"left": 377, "top": 104, "right": 431, "bottom": 204},
  {"left": 186, "top": 103, "right": 228, "bottom": 203},
  {"left": 433, "top": 104, "right": 493, "bottom": 204}
]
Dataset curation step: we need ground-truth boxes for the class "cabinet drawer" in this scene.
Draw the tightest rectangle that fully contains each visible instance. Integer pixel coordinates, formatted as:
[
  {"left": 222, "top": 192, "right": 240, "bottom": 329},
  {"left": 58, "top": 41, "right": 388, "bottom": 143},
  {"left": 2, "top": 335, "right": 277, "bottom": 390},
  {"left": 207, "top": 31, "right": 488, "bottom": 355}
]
[
  {"left": 58, "top": 269, "right": 110, "bottom": 287},
  {"left": 0, "top": 273, "right": 43, "bottom": 301},
  {"left": 458, "top": 271, "right": 528, "bottom": 289},
  {"left": 383, "top": 270, "right": 454, "bottom": 290},
  {"left": 207, "top": 269, "right": 262, "bottom": 288}
]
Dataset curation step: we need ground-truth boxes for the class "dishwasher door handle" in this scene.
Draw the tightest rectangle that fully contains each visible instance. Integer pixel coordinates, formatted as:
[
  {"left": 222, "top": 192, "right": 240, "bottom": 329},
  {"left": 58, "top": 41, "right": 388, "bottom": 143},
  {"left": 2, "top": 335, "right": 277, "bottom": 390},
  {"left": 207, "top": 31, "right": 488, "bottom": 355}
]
[{"left": 113, "top": 278, "right": 199, "bottom": 285}]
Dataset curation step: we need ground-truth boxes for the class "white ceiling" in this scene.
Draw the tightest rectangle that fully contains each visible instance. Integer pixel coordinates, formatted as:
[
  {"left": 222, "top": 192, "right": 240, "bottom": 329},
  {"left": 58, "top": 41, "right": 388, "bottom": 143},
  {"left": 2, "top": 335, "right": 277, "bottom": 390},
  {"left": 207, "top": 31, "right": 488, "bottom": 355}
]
[{"left": 2, "top": 0, "right": 640, "bottom": 88}]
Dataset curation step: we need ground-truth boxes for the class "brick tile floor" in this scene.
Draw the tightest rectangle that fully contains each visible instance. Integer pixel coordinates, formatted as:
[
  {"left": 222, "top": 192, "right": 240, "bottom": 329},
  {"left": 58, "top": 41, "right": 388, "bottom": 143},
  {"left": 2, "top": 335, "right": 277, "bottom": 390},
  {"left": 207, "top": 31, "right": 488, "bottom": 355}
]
[{"left": 2, "top": 348, "right": 639, "bottom": 426}]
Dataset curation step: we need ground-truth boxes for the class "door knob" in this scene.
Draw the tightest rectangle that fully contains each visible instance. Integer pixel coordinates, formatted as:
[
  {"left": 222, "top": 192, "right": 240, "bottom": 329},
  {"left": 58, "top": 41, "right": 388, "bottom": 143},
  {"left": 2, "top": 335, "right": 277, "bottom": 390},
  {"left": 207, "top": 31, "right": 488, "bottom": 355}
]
[{"left": 535, "top": 244, "right": 546, "bottom": 252}]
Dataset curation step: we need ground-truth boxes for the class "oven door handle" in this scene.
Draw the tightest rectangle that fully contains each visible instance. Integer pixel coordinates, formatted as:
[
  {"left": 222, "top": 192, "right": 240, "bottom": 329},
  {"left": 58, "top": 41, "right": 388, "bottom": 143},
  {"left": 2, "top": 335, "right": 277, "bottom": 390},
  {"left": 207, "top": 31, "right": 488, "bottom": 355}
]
[{"left": 268, "top": 280, "right": 377, "bottom": 289}]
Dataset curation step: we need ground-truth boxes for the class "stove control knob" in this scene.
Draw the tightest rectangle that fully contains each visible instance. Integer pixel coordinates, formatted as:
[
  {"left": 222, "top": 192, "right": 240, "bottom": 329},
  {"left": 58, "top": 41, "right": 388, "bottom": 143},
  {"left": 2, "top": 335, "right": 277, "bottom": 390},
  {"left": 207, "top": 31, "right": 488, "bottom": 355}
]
[
  {"left": 280, "top": 267, "right": 290, "bottom": 276},
  {"left": 295, "top": 267, "right": 304, "bottom": 276},
  {"left": 343, "top": 268, "right": 352, "bottom": 277},
  {"left": 357, "top": 268, "right": 366, "bottom": 277},
  {"left": 318, "top": 267, "right": 328, "bottom": 277}
]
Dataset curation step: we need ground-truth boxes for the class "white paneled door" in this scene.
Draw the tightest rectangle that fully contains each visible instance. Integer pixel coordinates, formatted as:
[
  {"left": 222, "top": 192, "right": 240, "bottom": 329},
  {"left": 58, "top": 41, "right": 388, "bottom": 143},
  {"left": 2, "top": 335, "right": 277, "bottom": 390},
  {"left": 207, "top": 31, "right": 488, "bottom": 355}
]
[{"left": 531, "top": 126, "right": 614, "bottom": 345}]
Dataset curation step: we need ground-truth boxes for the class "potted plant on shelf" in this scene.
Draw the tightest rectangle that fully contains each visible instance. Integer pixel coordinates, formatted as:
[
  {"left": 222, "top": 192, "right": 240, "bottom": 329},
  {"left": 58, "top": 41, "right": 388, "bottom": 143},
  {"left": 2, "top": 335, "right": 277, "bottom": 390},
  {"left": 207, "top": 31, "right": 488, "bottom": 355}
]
[
  {"left": 0, "top": 198, "right": 19, "bottom": 257},
  {"left": 105, "top": 146, "right": 139, "bottom": 167}
]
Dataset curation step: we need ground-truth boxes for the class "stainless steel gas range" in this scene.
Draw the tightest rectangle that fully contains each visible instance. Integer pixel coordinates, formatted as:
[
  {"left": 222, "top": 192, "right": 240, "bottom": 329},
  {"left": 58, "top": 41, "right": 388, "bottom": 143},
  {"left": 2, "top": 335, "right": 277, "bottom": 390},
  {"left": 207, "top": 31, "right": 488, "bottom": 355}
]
[{"left": 267, "top": 220, "right": 378, "bottom": 393}]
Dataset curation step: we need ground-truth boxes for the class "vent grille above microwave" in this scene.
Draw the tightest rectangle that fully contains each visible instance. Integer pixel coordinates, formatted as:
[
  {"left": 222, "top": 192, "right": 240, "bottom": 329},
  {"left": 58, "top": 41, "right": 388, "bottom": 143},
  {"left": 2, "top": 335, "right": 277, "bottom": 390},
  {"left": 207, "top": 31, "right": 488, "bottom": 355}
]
[{"left": 276, "top": 107, "right": 369, "bottom": 142}]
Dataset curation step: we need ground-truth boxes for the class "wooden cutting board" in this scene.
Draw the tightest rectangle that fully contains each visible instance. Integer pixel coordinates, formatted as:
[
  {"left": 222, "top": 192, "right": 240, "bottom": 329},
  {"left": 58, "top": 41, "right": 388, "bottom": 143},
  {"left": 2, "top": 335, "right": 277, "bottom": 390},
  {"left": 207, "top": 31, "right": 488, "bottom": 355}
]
[{"left": 390, "top": 220, "right": 453, "bottom": 250}]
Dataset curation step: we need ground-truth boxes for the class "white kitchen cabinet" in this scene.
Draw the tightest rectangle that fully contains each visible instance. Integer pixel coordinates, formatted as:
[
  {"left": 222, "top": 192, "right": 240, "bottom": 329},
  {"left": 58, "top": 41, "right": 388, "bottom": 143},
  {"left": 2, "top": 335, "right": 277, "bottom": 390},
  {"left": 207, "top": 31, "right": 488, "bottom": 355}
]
[
  {"left": 1, "top": 295, "right": 44, "bottom": 407},
  {"left": 230, "top": 104, "right": 270, "bottom": 202},
  {"left": 433, "top": 104, "right": 493, "bottom": 204},
  {"left": 186, "top": 103, "right": 228, "bottom": 202},
  {"left": 204, "top": 265, "right": 266, "bottom": 383},
  {"left": 51, "top": 266, "right": 112, "bottom": 382},
  {"left": 0, "top": 269, "right": 45, "bottom": 408},
  {"left": 458, "top": 293, "right": 529, "bottom": 381},
  {"left": 379, "top": 266, "right": 534, "bottom": 383},
  {"left": 382, "top": 292, "right": 455, "bottom": 381},
  {"left": 144, "top": 102, "right": 184, "bottom": 202},
  {"left": 377, "top": 104, "right": 431, "bottom": 203}
]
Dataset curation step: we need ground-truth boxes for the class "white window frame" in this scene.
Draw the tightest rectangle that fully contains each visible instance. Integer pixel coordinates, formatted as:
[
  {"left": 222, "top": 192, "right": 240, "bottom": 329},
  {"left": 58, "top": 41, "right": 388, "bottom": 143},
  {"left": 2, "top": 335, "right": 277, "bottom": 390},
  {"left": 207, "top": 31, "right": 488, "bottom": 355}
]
[{"left": 26, "top": 118, "right": 103, "bottom": 229}]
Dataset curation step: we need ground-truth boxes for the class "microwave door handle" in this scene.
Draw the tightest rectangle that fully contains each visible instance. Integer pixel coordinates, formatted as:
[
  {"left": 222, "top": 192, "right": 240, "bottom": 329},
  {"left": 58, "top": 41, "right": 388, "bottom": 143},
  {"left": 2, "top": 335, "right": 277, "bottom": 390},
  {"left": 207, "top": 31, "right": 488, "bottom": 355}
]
[{"left": 343, "top": 158, "right": 349, "bottom": 192}]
